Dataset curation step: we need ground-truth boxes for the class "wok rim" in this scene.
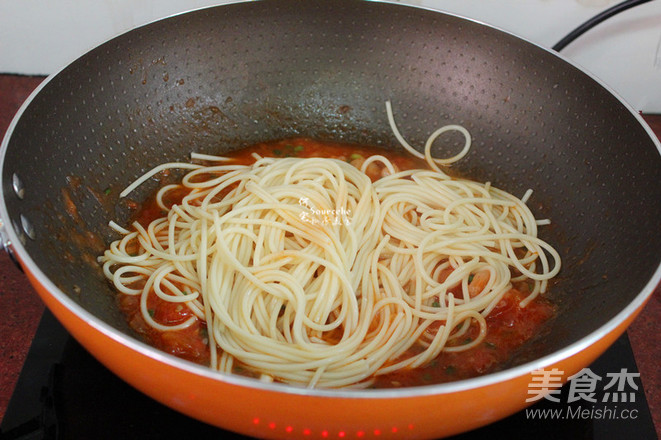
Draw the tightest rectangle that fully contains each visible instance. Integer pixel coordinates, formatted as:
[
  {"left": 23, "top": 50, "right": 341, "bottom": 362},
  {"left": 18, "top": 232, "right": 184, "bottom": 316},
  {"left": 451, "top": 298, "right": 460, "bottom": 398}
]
[{"left": 1, "top": 0, "right": 660, "bottom": 401}]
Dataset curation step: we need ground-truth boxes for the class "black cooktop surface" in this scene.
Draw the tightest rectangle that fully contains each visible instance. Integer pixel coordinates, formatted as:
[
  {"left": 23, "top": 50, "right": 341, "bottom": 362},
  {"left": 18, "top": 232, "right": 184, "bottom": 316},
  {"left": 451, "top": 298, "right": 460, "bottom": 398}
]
[{"left": 0, "top": 310, "right": 656, "bottom": 439}]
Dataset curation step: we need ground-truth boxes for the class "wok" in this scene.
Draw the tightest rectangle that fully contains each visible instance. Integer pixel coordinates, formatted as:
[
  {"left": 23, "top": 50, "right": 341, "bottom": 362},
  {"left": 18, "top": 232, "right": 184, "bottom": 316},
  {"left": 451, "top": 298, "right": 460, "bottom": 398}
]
[{"left": 1, "top": 1, "right": 660, "bottom": 438}]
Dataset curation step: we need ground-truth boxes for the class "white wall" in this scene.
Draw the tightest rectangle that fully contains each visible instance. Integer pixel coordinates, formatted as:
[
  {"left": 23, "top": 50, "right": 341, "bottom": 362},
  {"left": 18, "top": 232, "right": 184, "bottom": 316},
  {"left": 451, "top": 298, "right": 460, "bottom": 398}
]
[{"left": 1, "top": 0, "right": 660, "bottom": 112}]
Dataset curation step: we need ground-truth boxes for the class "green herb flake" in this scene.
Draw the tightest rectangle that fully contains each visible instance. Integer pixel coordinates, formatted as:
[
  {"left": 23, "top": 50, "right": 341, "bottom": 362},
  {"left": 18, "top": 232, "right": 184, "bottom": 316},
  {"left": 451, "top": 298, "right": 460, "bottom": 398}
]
[
  {"left": 104, "top": 187, "right": 112, "bottom": 195},
  {"left": 484, "top": 341, "right": 497, "bottom": 350},
  {"left": 349, "top": 153, "right": 363, "bottom": 161},
  {"left": 445, "top": 365, "right": 457, "bottom": 375},
  {"left": 148, "top": 309, "right": 155, "bottom": 317},
  {"left": 468, "top": 274, "right": 475, "bottom": 283},
  {"left": 274, "top": 144, "right": 305, "bottom": 157},
  {"left": 431, "top": 300, "right": 441, "bottom": 307}
]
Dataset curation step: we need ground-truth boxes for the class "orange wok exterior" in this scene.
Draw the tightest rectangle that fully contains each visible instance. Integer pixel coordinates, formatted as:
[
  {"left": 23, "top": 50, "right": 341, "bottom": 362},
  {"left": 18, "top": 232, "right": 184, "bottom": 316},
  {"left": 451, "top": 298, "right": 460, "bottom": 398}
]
[{"left": 25, "top": 263, "right": 653, "bottom": 439}]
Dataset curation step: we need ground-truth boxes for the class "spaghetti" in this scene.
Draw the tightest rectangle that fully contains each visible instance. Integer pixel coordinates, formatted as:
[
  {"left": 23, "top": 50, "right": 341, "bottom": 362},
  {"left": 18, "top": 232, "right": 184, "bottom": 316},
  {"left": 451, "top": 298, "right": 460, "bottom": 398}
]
[{"left": 99, "top": 103, "right": 561, "bottom": 388}]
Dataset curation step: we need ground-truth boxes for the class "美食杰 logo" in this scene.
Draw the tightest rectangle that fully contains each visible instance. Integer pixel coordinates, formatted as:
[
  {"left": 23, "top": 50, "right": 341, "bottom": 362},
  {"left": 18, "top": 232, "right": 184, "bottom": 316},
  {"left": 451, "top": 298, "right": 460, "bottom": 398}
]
[{"left": 524, "top": 367, "right": 642, "bottom": 421}]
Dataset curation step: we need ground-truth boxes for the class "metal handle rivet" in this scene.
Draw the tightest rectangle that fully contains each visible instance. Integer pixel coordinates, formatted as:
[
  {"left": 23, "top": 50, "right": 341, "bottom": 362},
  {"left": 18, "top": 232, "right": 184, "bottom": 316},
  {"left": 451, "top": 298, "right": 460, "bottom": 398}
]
[
  {"left": 12, "top": 173, "right": 25, "bottom": 199},
  {"left": 20, "top": 214, "right": 36, "bottom": 240}
]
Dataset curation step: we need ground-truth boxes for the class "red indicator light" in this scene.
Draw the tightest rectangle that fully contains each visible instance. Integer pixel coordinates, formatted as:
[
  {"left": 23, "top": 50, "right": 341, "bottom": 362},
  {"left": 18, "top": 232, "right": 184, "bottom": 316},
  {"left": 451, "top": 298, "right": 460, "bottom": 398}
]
[
  {"left": 285, "top": 426, "right": 294, "bottom": 433},
  {"left": 356, "top": 431, "right": 365, "bottom": 438},
  {"left": 408, "top": 424, "right": 415, "bottom": 430},
  {"left": 252, "top": 418, "right": 260, "bottom": 425},
  {"left": 268, "top": 422, "right": 276, "bottom": 430},
  {"left": 338, "top": 431, "right": 346, "bottom": 438},
  {"left": 374, "top": 429, "right": 382, "bottom": 436},
  {"left": 391, "top": 427, "right": 398, "bottom": 433},
  {"left": 302, "top": 428, "right": 312, "bottom": 436},
  {"left": 321, "top": 430, "right": 329, "bottom": 438}
]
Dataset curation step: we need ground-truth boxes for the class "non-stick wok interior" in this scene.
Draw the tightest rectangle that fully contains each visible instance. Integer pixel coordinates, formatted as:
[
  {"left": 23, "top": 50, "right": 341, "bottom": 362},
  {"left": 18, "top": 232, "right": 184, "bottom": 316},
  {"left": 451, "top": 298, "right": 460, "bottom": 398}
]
[{"left": 3, "top": 0, "right": 661, "bottom": 377}]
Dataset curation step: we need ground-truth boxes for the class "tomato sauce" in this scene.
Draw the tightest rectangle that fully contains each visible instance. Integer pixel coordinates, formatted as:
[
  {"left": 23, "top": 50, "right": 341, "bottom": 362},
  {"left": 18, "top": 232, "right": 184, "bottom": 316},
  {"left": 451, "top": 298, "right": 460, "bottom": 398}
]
[
  {"left": 372, "top": 286, "right": 554, "bottom": 387},
  {"left": 116, "top": 138, "right": 555, "bottom": 386},
  {"left": 118, "top": 292, "right": 210, "bottom": 365}
]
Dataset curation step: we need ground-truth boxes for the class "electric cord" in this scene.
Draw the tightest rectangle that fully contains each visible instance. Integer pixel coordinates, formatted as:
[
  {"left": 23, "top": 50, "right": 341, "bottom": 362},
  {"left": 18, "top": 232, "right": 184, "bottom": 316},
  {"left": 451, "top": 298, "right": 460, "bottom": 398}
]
[{"left": 552, "top": 0, "right": 656, "bottom": 52}]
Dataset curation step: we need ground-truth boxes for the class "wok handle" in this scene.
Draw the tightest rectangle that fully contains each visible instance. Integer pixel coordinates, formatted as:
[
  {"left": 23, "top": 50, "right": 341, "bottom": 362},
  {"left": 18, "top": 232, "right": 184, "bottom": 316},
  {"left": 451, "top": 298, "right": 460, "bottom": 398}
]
[{"left": 0, "top": 217, "right": 24, "bottom": 272}]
